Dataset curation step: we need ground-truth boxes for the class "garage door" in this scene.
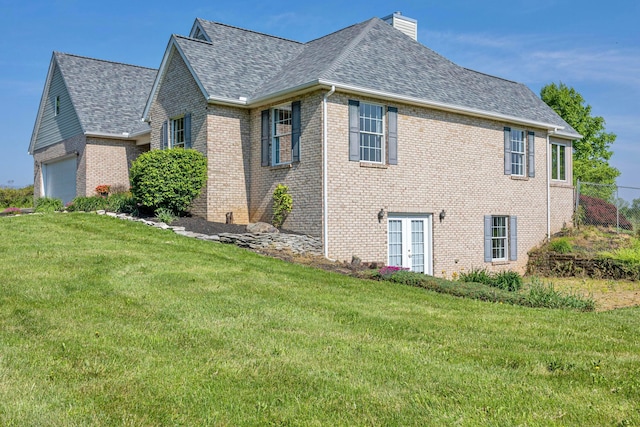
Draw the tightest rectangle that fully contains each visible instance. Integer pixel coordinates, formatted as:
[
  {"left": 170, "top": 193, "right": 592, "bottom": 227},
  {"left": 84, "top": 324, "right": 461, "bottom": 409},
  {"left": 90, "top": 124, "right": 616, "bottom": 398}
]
[{"left": 43, "top": 157, "right": 77, "bottom": 204}]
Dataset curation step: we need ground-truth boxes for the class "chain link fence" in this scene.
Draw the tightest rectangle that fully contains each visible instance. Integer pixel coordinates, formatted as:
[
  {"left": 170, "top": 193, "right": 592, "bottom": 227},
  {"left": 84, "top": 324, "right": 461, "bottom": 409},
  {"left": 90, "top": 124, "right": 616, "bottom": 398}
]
[{"left": 575, "top": 180, "right": 640, "bottom": 232}]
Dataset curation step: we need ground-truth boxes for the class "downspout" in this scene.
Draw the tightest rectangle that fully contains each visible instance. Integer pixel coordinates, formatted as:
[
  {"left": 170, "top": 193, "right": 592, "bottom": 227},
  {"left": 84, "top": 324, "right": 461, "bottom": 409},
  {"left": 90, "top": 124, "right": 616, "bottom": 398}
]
[{"left": 323, "top": 85, "right": 336, "bottom": 259}]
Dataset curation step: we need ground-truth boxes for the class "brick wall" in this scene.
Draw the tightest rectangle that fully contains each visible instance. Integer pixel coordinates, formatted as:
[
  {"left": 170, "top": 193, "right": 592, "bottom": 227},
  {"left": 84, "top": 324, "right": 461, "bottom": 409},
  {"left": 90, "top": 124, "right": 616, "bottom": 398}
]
[
  {"left": 323, "top": 93, "right": 573, "bottom": 274},
  {"left": 33, "top": 134, "right": 150, "bottom": 200},
  {"left": 147, "top": 46, "right": 209, "bottom": 218},
  {"left": 206, "top": 105, "right": 251, "bottom": 223},
  {"left": 247, "top": 91, "right": 324, "bottom": 236},
  {"left": 549, "top": 138, "right": 575, "bottom": 233},
  {"left": 84, "top": 138, "right": 148, "bottom": 195}
]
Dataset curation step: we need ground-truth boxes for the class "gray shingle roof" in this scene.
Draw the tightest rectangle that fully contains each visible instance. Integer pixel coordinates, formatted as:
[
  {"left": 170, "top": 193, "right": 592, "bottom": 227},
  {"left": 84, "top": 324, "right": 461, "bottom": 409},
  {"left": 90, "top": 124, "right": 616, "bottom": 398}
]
[
  {"left": 173, "top": 17, "right": 579, "bottom": 137},
  {"left": 55, "top": 52, "right": 157, "bottom": 135},
  {"left": 177, "top": 20, "right": 303, "bottom": 100}
]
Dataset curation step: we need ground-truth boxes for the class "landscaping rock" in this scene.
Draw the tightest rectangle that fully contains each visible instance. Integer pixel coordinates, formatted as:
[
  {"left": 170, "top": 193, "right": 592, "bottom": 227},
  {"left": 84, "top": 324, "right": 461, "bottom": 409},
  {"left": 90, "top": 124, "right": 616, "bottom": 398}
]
[{"left": 246, "top": 222, "right": 279, "bottom": 234}]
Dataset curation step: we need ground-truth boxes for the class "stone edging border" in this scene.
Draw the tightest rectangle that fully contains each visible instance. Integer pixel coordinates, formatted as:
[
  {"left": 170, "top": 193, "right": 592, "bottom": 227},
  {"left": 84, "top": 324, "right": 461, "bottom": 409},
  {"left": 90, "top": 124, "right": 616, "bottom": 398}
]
[{"left": 97, "top": 210, "right": 323, "bottom": 255}]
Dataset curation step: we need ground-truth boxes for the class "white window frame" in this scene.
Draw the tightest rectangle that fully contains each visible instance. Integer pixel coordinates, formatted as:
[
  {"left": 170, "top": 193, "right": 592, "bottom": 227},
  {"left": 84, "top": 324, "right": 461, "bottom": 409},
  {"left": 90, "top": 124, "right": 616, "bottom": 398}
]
[
  {"left": 170, "top": 116, "right": 185, "bottom": 148},
  {"left": 491, "top": 216, "right": 508, "bottom": 261},
  {"left": 359, "top": 102, "right": 385, "bottom": 164},
  {"left": 551, "top": 142, "right": 567, "bottom": 181},
  {"left": 271, "top": 105, "right": 292, "bottom": 166},
  {"left": 510, "top": 129, "right": 526, "bottom": 176}
]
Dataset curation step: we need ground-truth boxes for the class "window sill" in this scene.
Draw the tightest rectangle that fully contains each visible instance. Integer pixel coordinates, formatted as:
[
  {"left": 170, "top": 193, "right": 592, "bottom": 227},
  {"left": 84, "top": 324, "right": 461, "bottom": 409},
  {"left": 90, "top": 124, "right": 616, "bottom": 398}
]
[
  {"left": 360, "top": 162, "right": 388, "bottom": 169},
  {"left": 550, "top": 181, "right": 573, "bottom": 188},
  {"left": 269, "top": 163, "right": 294, "bottom": 171},
  {"left": 491, "top": 260, "right": 511, "bottom": 266},
  {"left": 510, "top": 175, "right": 529, "bottom": 181}
]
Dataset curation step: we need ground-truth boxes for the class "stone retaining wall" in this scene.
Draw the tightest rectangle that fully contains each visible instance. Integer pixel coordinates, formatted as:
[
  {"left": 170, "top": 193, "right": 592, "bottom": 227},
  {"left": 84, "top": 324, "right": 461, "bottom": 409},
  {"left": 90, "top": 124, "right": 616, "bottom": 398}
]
[
  {"left": 100, "top": 211, "right": 322, "bottom": 255},
  {"left": 527, "top": 251, "right": 640, "bottom": 281}
]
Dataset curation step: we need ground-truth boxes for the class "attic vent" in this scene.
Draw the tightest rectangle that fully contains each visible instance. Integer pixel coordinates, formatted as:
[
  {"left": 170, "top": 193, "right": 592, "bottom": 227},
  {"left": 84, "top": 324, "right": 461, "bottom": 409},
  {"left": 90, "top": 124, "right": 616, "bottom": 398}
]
[
  {"left": 193, "top": 27, "right": 207, "bottom": 41},
  {"left": 382, "top": 12, "right": 417, "bottom": 41}
]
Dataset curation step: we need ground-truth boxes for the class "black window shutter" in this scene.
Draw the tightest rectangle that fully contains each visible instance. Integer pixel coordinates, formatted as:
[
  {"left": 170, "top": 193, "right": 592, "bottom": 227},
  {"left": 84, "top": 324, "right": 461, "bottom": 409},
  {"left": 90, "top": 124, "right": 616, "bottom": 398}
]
[
  {"left": 484, "top": 215, "right": 492, "bottom": 262},
  {"left": 504, "top": 127, "right": 511, "bottom": 175},
  {"left": 509, "top": 216, "right": 518, "bottom": 261},
  {"left": 161, "top": 120, "right": 168, "bottom": 149},
  {"left": 348, "top": 100, "right": 360, "bottom": 161},
  {"left": 291, "top": 101, "right": 301, "bottom": 162},
  {"left": 261, "top": 109, "right": 270, "bottom": 166},
  {"left": 388, "top": 106, "right": 398, "bottom": 165},
  {"left": 527, "top": 131, "right": 535, "bottom": 177},
  {"left": 184, "top": 113, "right": 192, "bottom": 149}
]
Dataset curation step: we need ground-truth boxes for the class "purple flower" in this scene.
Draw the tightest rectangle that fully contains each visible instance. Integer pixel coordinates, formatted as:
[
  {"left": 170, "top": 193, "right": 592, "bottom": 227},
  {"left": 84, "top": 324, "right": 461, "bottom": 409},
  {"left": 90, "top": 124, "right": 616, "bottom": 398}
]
[{"left": 2, "top": 207, "right": 21, "bottom": 214}]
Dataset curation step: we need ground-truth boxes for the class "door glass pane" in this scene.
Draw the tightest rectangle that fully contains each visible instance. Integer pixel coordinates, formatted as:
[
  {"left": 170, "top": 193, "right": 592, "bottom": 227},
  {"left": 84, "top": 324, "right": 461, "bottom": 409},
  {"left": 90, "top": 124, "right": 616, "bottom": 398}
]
[
  {"left": 388, "top": 220, "right": 403, "bottom": 267},
  {"left": 411, "top": 220, "right": 424, "bottom": 273}
]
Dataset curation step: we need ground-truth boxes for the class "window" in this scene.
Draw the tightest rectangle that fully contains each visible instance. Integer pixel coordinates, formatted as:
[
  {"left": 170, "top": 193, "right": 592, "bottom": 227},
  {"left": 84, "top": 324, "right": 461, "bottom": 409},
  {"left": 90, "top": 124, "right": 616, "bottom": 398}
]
[
  {"left": 161, "top": 113, "right": 191, "bottom": 149},
  {"left": 484, "top": 215, "right": 517, "bottom": 262},
  {"left": 349, "top": 100, "right": 398, "bottom": 165},
  {"left": 504, "top": 127, "right": 534, "bottom": 177},
  {"left": 491, "top": 216, "right": 508, "bottom": 260},
  {"left": 510, "top": 129, "right": 525, "bottom": 176},
  {"left": 261, "top": 101, "right": 301, "bottom": 166},
  {"left": 359, "top": 103, "right": 384, "bottom": 162},
  {"left": 272, "top": 106, "right": 292, "bottom": 165},
  {"left": 551, "top": 143, "right": 567, "bottom": 181},
  {"left": 54, "top": 96, "right": 60, "bottom": 116},
  {"left": 171, "top": 117, "right": 185, "bottom": 148}
]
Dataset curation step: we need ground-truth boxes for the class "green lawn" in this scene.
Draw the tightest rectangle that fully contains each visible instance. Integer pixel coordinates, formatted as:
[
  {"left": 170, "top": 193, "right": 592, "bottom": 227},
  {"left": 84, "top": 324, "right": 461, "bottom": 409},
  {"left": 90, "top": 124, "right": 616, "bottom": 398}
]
[{"left": 1, "top": 213, "right": 639, "bottom": 426}]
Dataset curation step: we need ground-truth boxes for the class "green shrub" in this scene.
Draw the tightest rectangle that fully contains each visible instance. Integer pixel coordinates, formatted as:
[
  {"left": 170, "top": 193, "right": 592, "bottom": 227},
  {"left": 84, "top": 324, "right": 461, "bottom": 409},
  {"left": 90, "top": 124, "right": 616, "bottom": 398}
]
[
  {"left": 459, "top": 268, "right": 522, "bottom": 292},
  {"left": 549, "top": 237, "right": 573, "bottom": 254},
  {"left": 375, "top": 269, "right": 594, "bottom": 311},
  {"left": 0, "top": 185, "right": 34, "bottom": 208},
  {"left": 130, "top": 149, "right": 207, "bottom": 214},
  {"left": 492, "top": 270, "right": 523, "bottom": 292},
  {"left": 524, "top": 278, "right": 595, "bottom": 311},
  {"left": 155, "top": 207, "right": 176, "bottom": 224},
  {"left": 272, "top": 184, "right": 293, "bottom": 228},
  {"left": 384, "top": 270, "right": 425, "bottom": 287},
  {"left": 34, "top": 197, "right": 63, "bottom": 213},
  {"left": 106, "top": 193, "right": 137, "bottom": 214},
  {"left": 459, "top": 267, "right": 493, "bottom": 286},
  {"left": 67, "top": 196, "right": 108, "bottom": 212}
]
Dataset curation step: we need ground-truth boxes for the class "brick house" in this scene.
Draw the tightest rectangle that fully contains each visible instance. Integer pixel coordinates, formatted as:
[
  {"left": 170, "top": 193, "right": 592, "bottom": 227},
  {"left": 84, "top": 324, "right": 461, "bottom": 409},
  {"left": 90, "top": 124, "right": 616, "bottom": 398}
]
[
  {"left": 31, "top": 13, "right": 579, "bottom": 274},
  {"left": 29, "top": 53, "right": 156, "bottom": 203}
]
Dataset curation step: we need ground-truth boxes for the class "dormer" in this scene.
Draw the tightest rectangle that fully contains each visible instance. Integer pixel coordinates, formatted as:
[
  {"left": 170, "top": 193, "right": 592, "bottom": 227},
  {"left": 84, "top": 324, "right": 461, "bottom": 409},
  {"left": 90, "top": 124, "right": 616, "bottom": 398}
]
[{"left": 189, "top": 19, "right": 211, "bottom": 42}]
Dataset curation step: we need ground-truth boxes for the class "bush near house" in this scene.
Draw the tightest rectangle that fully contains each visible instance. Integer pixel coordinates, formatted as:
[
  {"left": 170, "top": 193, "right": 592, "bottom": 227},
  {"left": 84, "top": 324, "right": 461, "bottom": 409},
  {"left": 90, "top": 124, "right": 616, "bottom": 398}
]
[
  {"left": 579, "top": 194, "right": 633, "bottom": 230},
  {"left": 0, "top": 185, "right": 34, "bottom": 208},
  {"left": 34, "top": 197, "right": 63, "bottom": 213},
  {"left": 129, "top": 149, "right": 207, "bottom": 215}
]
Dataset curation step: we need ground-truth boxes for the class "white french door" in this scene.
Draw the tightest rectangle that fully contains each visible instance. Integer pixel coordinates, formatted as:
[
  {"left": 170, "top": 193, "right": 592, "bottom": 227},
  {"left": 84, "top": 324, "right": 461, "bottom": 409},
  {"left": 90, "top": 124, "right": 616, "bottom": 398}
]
[{"left": 388, "top": 215, "right": 432, "bottom": 274}]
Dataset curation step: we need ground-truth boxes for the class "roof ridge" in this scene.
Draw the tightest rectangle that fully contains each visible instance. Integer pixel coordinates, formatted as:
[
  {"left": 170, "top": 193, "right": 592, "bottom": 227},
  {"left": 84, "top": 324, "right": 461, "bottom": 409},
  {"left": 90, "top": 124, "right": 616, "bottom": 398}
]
[
  {"left": 53, "top": 51, "right": 157, "bottom": 71},
  {"left": 174, "top": 34, "right": 213, "bottom": 45},
  {"left": 195, "top": 18, "right": 303, "bottom": 45},
  {"left": 462, "top": 67, "right": 519, "bottom": 85},
  {"left": 317, "top": 18, "right": 377, "bottom": 80}
]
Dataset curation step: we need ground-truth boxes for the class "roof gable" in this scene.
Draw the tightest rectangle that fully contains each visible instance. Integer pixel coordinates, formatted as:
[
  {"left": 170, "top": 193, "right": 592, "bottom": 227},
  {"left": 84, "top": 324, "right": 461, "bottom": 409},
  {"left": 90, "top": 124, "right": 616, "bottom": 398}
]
[
  {"left": 29, "top": 56, "right": 84, "bottom": 153},
  {"left": 54, "top": 53, "right": 157, "bottom": 136}
]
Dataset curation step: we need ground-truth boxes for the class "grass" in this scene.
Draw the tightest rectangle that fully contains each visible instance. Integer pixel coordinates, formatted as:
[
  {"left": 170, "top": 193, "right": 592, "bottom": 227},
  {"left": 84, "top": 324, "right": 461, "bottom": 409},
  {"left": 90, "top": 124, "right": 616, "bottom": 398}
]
[{"left": 1, "top": 214, "right": 640, "bottom": 426}]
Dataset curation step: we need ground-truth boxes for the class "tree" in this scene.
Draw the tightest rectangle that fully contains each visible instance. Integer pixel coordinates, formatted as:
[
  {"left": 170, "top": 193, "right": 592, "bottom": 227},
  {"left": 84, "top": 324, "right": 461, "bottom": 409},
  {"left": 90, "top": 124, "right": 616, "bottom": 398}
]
[{"left": 540, "top": 82, "right": 619, "bottom": 185}]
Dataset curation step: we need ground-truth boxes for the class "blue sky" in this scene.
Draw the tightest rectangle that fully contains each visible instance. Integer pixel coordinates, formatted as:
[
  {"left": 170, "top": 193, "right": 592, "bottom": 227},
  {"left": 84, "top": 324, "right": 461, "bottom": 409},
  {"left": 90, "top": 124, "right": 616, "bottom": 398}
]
[{"left": 1, "top": 0, "right": 638, "bottom": 188}]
